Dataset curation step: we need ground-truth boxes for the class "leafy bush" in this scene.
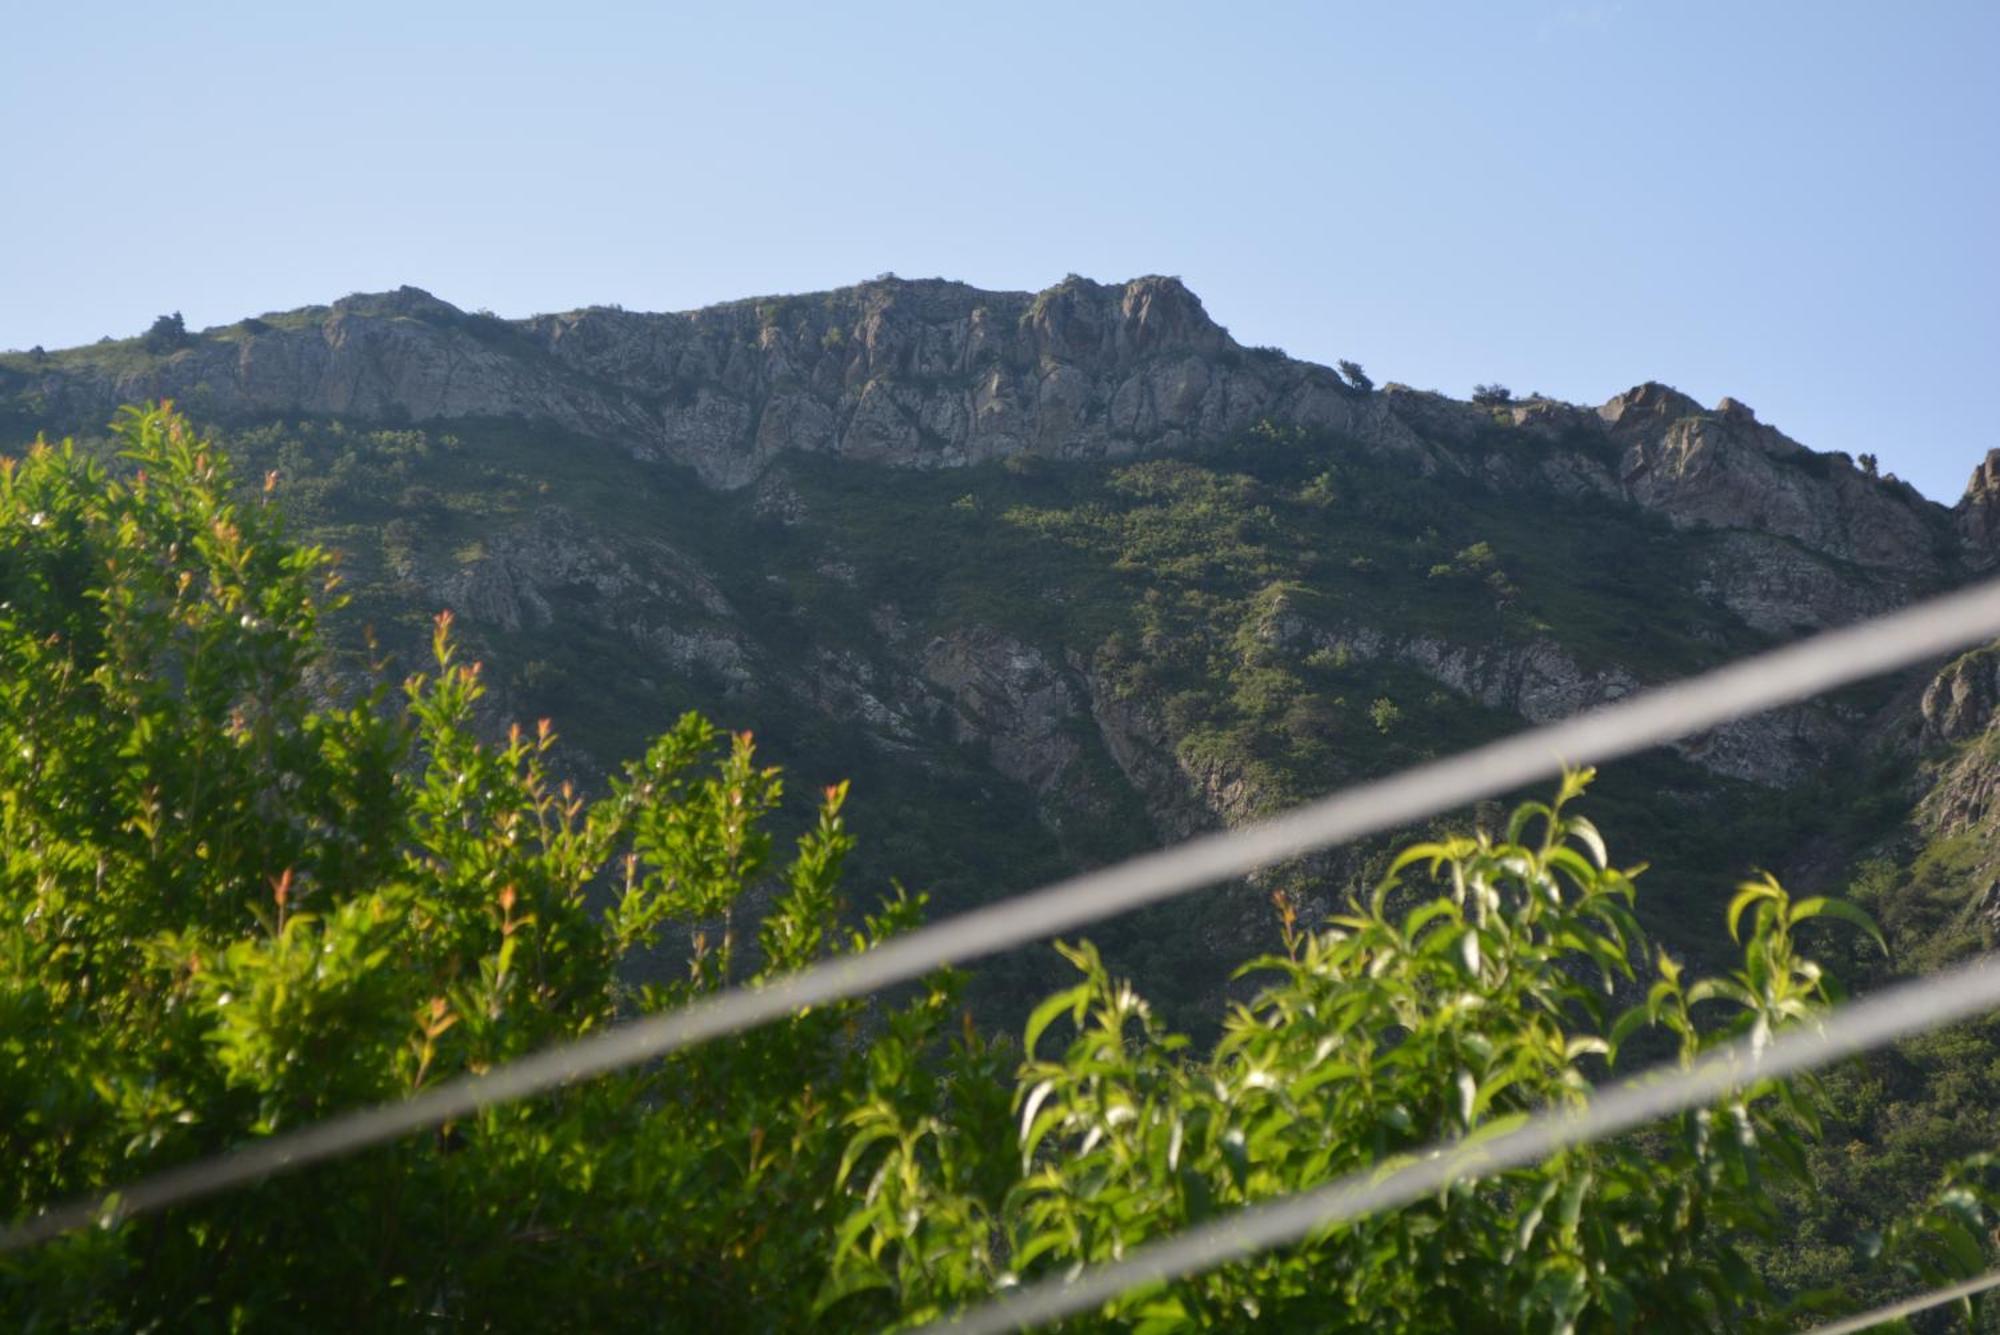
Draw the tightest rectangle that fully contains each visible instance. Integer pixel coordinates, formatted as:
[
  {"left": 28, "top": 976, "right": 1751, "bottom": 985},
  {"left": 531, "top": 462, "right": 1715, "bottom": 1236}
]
[
  {"left": 141, "top": 311, "right": 188, "bottom": 353},
  {"left": 826, "top": 777, "right": 1868, "bottom": 1330},
  {"left": 0, "top": 406, "right": 964, "bottom": 1329}
]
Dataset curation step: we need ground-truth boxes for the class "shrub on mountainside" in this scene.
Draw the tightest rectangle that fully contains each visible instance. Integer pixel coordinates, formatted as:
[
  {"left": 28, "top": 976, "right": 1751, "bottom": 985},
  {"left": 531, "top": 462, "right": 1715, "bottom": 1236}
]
[
  {"left": 0, "top": 404, "right": 1965, "bottom": 1331},
  {"left": 141, "top": 311, "right": 188, "bottom": 353}
]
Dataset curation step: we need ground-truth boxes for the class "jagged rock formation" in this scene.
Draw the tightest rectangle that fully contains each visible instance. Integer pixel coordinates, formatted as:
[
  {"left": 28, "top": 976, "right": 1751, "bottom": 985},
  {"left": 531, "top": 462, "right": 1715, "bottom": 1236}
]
[
  {"left": 1904, "top": 647, "right": 2000, "bottom": 929},
  {"left": 1081, "top": 666, "right": 1224, "bottom": 844},
  {"left": 3, "top": 278, "right": 1405, "bottom": 488},
  {"left": 912, "top": 626, "right": 1147, "bottom": 850},
  {"left": 1691, "top": 531, "right": 1907, "bottom": 636},
  {"left": 1605, "top": 385, "right": 1940, "bottom": 574},
  {"left": 4, "top": 277, "right": 1973, "bottom": 582},
  {"left": 1923, "top": 645, "right": 2000, "bottom": 749},
  {"left": 1257, "top": 596, "right": 1844, "bottom": 784},
  {"left": 1959, "top": 450, "right": 2000, "bottom": 566},
  {"left": 433, "top": 507, "right": 755, "bottom": 691}
]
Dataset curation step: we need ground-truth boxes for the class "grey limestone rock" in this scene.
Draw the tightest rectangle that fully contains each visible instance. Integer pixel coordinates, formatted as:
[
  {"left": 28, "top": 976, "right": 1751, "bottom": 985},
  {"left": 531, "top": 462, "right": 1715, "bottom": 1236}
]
[
  {"left": 8, "top": 280, "right": 1982, "bottom": 588},
  {"left": 1603, "top": 382, "right": 1942, "bottom": 575},
  {"left": 1922, "top": 646, "right": 2000, "bottom": 749}
]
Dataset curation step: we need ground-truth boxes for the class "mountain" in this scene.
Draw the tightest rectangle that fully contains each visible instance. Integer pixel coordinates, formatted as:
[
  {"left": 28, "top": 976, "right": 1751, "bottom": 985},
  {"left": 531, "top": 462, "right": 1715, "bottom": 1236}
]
[
  {"left": 17, "top": 274, "right": 2000, "bottom": 1294},
  {"left": 5, "top": 275, "right": 2000, "bottom": 1015}
]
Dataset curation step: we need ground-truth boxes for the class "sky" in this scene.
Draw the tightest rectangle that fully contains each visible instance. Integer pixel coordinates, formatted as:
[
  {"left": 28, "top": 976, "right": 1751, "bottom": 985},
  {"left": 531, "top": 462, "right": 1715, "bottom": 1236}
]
[{"left": 3, "top": 1, "right": 1994, "bottom": 500}]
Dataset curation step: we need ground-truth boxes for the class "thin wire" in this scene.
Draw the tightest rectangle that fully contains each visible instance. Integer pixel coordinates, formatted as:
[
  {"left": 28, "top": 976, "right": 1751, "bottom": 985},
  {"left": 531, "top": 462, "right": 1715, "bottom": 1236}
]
[
  {"left": 6, "top": 578, "right": 2000, "bottom": 1255},
  {"left": 1807, "top": 1269, "right": 2000, "bottom": 1335},
  {"left": 921, "top": 956, "right": 2000, "bottom": 1334}
]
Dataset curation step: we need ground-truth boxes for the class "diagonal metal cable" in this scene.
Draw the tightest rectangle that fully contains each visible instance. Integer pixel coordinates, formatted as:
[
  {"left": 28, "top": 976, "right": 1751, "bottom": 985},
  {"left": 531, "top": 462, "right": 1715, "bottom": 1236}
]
[
  {"left": 6, "top": 578, "right": 2000, "bottom": 1255},
  {"left": 921, "top": 955, "right": 2000, "bottom": 1335},
  {"left": 1806, "top": 1268, "right": 2000, "bottom": 1335}
]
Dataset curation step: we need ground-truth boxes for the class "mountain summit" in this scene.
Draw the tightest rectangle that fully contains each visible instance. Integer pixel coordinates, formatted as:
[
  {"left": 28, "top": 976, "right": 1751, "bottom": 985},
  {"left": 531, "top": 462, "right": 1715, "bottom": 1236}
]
[{"left": 2, "top": 275, "right": 1984, "bottom": 575}]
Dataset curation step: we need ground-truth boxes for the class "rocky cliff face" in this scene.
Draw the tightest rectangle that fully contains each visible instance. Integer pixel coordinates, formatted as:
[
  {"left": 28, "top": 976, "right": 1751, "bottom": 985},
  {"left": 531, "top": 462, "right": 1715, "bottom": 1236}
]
[
  {"left": 8, "top": 289, "right": 661, "bottom": 449},
  {"left": 1923, "top": 646, "right": 2000, "bottom": 750},
  {"left": 436, "top": 507, "right": 756, "bottom": 692},
  {"left": 5, "top": 277, "right": 1974, "bottom": 587},
  {"left": 1258, "top": 593, "right": 1846, "bottom": 784},
  {"left": 1906, "top": 648, "right": 2000, "bottom": 928},
  {"left": 3, "top": 278, "right": 1411, "bottom": 489},
  {"left": 1958, "top": 451, "right": 2000, "bottom": 567},
  {"left": 1605, "top": 386, "right": 1942, "bottom": 574}
]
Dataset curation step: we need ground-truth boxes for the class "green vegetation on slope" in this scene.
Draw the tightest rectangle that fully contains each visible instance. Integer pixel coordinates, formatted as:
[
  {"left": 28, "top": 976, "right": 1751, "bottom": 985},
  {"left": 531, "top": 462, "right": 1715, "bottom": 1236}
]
[
  {"left": 12, "top": 407, "right": 1994, "bottom": 1331},
  {"left": 1750, "top": 714, "right": 2000, "bottom": 1311},
  {"left": 0, "top": 403, "right": 1896, "bottom": 1024}
]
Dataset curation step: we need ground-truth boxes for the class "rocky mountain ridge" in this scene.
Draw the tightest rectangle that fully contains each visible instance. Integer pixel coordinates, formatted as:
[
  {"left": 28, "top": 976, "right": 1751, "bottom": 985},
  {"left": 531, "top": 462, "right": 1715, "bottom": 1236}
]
[{"left": 4, "top": 276, "right": 1989, "bottom": 579}]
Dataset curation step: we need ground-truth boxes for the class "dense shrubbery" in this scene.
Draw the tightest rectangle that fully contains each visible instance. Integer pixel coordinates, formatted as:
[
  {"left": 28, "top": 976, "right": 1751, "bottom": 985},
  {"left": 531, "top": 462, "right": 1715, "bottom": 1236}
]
[
  {"left": 830, "top": 780, "right": 1868, "bottom": 1330},
  {"left": 141, "top": 312, "right": 189, "bottom": 354},
  {"left": 0, "top": 407, "right": 971, "bottom": 1329},
  {"left": 0, "top": 406, "right": 1988, "bottom": 1330}
]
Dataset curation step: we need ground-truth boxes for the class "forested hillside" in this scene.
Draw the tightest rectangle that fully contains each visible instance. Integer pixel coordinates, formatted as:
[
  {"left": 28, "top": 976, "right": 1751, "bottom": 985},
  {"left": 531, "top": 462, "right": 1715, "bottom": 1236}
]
[
  {"left": 7, "top": 276, "right": 2000, "bottom": 1326},
  {"left": 3, "top": 278, "right": 1994, "bottom": 1009}
]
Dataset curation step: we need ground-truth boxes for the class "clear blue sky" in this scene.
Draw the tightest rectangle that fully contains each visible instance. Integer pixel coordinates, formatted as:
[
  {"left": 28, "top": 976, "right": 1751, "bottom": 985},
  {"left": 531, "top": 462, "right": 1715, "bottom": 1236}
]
[{"left": 5, "top": 1, "right": 1994, "bottom": 500}]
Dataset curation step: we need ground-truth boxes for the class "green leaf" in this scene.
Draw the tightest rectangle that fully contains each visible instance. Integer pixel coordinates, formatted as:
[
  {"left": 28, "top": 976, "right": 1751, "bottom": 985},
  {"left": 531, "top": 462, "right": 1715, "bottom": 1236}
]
[
  {"left": 1789, "top": 896, "right": 1888, "bottom": 956},
  {"left": 1609, "top": 1003, "right": 1652, "bottom": 1057},
  {"left": 1023, "top": 983, "right": 1090, "bottom": 1057},
  {"left": 836, "top": 1121, "right": 900, "bottom": 1187},
  {"left": 1727, "top": 877, "right": 1783, "bottom": 943},
  {"left": 1567, "top": 814, "right": 1609, "bottom": 869},
  {"left": 812, "top": 1263, "right": 891, "bottom": 1315},
  {"left": 1513, "top": 1177, "right": 1563, "bottom": 1258},
  {"left": 1557, "top": 1169, "right": 1593, "bottom": 1242}
]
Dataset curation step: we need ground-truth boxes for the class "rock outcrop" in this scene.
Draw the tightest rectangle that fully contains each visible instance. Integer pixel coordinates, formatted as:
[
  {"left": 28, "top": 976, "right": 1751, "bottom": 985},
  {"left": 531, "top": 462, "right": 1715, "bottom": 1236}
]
[
  {"left": 1922, "top": 645, "right": 2000, "bottom": 749},
  {"left": 525, "top": 275, "right": 1449, "bottom": 486},
  {"left": 4, "top": 278, "right": 1977, "bottom": 583},
  {"left": 436, "top": 507, "right": 754, "bottom": 691},
  {"left": 1261, "top": 595, "right": 1842, "bottom": 785},
  {"left": 1911, "top": 650, "right": 2000, "bottom": 904},
  {"left": 12, "top": 289, "right": 667, "bottom": 449},
  {"left": 4, "top": 277, "right": 1425, "bottom": 489},
  {"left": 1603, "top": 383, "right": 1942, "bottom": 576},
  {"left": 1081, "top": 667, "right": 1227, "bottom": 844},
  {"left": 1958, "top": 450, "right": 2000, "bottom": 566},
  {"left": 1693, "top": 531, "right": 1909, "bottom": 635},
  {"left": 920, "top": 627, "right": 1091, "bottom": 805}
]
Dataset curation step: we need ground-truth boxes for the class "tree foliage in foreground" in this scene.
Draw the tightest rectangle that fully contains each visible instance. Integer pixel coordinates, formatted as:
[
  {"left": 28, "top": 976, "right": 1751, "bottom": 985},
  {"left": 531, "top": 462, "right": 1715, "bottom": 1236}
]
[
  {"left": 0, "top": 405, "right": 969, "bottom": 1330},
  {"left": 0, "top": 405, "right": 1982, "bottom": 1331},
  {"left": 830, "top": 791, "right": 1866, "bottom": 1331}
]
